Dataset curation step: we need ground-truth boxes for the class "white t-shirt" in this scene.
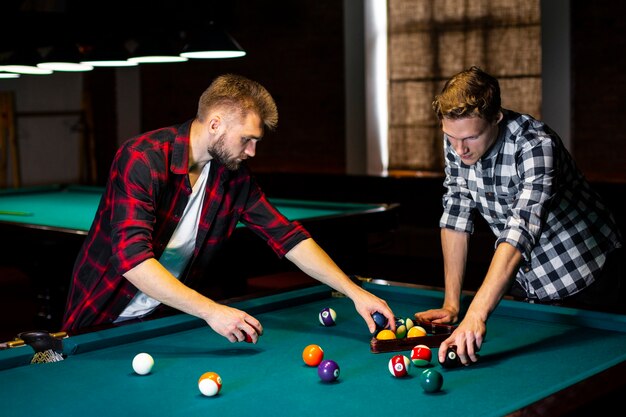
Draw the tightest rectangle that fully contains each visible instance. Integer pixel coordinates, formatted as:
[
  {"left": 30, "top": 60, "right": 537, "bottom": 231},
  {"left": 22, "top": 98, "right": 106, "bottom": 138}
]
[{"left": 116, "top": 162, "right": 211, "bottom": 320}]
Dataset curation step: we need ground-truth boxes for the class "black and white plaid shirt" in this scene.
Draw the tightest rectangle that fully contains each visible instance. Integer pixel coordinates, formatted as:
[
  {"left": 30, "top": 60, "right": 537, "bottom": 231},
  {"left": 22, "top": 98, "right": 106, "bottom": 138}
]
[{"left": 440, "top": 110, "right": 622, "bottom": 301}]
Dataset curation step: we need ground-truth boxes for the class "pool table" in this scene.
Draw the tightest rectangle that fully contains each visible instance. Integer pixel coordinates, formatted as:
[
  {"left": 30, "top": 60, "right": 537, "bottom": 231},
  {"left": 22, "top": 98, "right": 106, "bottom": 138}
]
[
  {"left": 0, "top": 184, "right": 397, "bottom": 238},
  {"left": 0, "top": 184, "right": 398, "bottom": 330},
  {"left": 1, "top": 280, "right": 625, "bottom": 417}
]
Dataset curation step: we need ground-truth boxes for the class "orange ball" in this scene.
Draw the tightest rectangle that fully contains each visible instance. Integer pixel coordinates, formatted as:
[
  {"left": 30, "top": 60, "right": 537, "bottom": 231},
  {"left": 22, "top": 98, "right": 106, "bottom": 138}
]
[
  {"left": 198, "top": 371, "right": 222, "bottom": 396},
  {"left": 302, "top": 344, "right": 324, "bottom": 366}
]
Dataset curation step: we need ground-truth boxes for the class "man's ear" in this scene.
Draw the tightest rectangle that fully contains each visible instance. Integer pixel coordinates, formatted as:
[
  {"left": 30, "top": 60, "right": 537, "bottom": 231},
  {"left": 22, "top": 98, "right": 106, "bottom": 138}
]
[
  {"left": 495, "top": 111, "right": 504, "bottom": 125},
  {"left": 208, "top": 114, "right": 222, "bottom": 133}
]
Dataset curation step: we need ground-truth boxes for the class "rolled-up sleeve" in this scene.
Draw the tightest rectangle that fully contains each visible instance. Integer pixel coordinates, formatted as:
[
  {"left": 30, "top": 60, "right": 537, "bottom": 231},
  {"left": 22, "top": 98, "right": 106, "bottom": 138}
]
[
  {"left": 240, "top": 186, "right": 311, "bottom": 258},
  {"left": 440, "top": 144, "right": 475, "bottom": 234},
  {"left": 496, "top": 138, "right": 555, "bottom": 261},
  {"left": 109, "top": 147, "right": 158, "bottom": 275}
]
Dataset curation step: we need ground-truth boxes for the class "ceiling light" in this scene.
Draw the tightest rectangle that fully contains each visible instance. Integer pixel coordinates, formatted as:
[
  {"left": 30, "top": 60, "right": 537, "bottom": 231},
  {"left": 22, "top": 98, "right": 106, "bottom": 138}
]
[
  {"left": 0, "top": 71, "right": 20, "bottom": 79},
  {"left": 180, "top": 23, "right": 246, "bottom": 59},
  {"left": 79, "top": 42, "right": 138, "bottom": 67},
  {"left": 128, "top": 36, "right": 188, "bottom": 64},
  {"left": 37, "top": 44, "right": 93, "bottom": 72},
  {"left": 0, "top": 49, "right": 52, "bottom": 75}
]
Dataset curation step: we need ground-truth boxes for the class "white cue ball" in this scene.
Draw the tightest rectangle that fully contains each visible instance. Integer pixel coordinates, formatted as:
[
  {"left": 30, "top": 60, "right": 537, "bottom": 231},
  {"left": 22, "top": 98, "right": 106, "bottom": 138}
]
[{"left": 132, "top": 353, "right": 154, "bottom": 375}]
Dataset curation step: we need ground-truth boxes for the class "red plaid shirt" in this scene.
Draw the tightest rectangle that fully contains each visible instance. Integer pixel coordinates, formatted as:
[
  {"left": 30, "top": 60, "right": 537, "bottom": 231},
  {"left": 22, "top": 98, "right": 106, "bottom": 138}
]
[{"left": 62, "top": 120, "right": 310, "bottom": 331}]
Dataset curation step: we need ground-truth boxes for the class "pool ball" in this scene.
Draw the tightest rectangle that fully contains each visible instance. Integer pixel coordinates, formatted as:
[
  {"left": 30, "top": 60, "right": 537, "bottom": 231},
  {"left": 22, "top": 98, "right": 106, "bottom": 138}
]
[
  {"left": 318, "top": 359, "right": 340, "bottom": 382},
  {"left": 407, "top": 325, "right": 427, "bottom": 338},
  {"left": 132, "top": 352, "right": 154, "bottom": 375},
  {"left": 395, "top": 324, "right": 407, "bottom": 338},
  {"left": 198, "top": 371, "right": 222, "bottom": 396},
  {"left": 420, "top": 369, "right": 443, "bottom": 393},
  {"left": 404, "top": 317, "right": 415, "bottom": 330},
  {"left": 372, "top": 312, "right": 388, "bottom": 330},
  {"left": 319, "top": 307, "right": 337, "bottom": 326},
  {"left": 375, "top": 329, "right": 396, "bottom": 340},
  {"left": 410, "top": 344, "right": 432, "bottom": 367},
  {"left": 388, "top": 354, "right": 411, "bottom": 378},
  {"left": 302, "top": 344, "right": 324, "bottom": 366},
  {"left": 439, "top": 345, "right": 462, "bottom": 369},
  {"left": 242, "top": 331, "right": 253, "bottom": 343}
]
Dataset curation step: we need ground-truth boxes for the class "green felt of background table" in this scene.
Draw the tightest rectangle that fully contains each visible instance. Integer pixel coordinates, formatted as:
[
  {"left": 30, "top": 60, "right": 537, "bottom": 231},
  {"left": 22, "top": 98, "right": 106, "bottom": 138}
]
[
  {"left": 1, "top": 283, "right": 625, "bottom": 417},
  {"left": 0, "top": 184, "right": 387, "bottom": 233}
]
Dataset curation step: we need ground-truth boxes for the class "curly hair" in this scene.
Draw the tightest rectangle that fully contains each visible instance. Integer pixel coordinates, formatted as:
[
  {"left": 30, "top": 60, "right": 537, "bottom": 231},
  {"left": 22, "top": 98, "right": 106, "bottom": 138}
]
[
  {"left": 197, "top": 74, "right": 278, "bottom": 131},
  {"left": 432, "top": 66, "right": 501, "bottom": 123}
]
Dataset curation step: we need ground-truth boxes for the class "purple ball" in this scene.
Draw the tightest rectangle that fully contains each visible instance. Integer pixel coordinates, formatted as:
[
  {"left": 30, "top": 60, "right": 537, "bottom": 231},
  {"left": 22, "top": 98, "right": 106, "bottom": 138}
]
[
  {"left": 318, "top": 307, "right": 337, "bottom": 326},
  {"left": 317, "top": 359, "right": 340, "bottom": 382}
]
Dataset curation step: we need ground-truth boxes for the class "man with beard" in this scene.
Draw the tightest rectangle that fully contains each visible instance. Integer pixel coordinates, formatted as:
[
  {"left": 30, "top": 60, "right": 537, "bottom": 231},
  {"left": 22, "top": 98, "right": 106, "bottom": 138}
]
[{"left": 62, "top": 74, "right": 395, "bottom": 340}]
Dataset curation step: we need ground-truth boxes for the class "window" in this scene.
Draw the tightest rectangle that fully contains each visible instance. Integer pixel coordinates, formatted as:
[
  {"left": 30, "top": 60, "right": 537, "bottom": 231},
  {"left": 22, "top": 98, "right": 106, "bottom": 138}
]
[{"left": 387, "top": 0, "right": 541, "bottom": 174}]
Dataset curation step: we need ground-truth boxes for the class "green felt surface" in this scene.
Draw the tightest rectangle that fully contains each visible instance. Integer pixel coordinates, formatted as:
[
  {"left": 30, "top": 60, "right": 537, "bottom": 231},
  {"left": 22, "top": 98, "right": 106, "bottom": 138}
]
[
  {"left": 0, "top": 185, "right": 383, "bottom": 232},
  {"left": 1, "top": 284, "right": 625, "bottom": 417},
  {"left": 0, "top": 185, "right": 102, "bottom": 231}
]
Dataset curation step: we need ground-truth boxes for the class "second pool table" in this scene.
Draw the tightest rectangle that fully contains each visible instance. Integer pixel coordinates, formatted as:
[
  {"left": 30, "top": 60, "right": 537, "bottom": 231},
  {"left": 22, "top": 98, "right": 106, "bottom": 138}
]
[{"left": 0, "top": 184, "right": 398, "bottom": 331}]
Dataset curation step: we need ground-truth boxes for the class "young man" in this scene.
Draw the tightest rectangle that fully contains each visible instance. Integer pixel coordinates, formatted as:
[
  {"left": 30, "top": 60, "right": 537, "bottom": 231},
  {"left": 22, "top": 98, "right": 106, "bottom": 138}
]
[
  {"left": 62, "top": 74, "right": 395, "bottom": 340},
  {"left": 415, "top": 66, "right": 623, "bottom": 366}
]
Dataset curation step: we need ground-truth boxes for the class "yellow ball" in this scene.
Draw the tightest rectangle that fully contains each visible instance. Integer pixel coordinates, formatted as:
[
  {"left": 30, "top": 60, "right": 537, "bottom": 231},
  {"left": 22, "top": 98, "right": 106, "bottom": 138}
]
[
  {"left": 407, "top": 325, "right": 427, "bottom": 338},
  {"left": 376, "top": 329, "right": 397, "bottom": 340}
]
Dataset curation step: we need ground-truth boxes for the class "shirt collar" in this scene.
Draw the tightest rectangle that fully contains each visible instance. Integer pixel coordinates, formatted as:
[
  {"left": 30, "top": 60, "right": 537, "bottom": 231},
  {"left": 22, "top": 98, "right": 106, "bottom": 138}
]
[
  {"left": 480, "top": 109, "right": 509, "bottom": 165},
  {"left": 171, "top": 120, "right": 193, "bottom": 175}
]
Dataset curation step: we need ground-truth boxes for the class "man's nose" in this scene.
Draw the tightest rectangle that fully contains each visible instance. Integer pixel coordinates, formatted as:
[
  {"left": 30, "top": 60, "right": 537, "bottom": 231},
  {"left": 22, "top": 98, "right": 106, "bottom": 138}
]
[
  {"left": 245, "top": 141, "right": 256, "bottom": 157},
  {"left": 452, "top": 139, "right": 465, "bottom": 155}
]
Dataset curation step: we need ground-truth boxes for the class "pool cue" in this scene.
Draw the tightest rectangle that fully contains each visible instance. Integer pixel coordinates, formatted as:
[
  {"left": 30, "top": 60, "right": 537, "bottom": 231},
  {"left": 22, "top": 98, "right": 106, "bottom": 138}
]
[{"left": 0, "top": 210, "right": 33, "bottom": 216}]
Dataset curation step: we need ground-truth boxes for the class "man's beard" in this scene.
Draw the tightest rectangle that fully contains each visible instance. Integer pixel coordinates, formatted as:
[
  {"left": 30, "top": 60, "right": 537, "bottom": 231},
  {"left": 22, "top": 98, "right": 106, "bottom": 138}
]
[{"left": 208, "top": 133, "right": 243, "bottom": 170}]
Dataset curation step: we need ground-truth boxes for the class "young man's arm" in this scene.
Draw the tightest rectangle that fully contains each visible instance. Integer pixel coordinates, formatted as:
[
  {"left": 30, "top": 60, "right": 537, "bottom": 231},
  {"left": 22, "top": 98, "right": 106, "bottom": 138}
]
[
  {"left": 124, "top": 259, "right": 263, "bottom": 343},
  {"left": 437, "top": 241, "right": 522, "bottom": 365},
  {"left": 415, "top": 228, "right": 469, "bottom": 324},
  {"left": 285, "top": 238, "right": 395, "bottom": 333}
]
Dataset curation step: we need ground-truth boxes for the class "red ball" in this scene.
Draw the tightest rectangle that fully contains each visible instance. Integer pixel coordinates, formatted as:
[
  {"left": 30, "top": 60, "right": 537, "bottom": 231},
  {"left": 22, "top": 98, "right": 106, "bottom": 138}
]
[
  {"left": 242, "top": 331, "right": 253, "bottom": 343},
  {"left": 410, "top": 344, "right": 432, "bottom": 367},
  {"left": 388, "top": 354, "right": 411, "bottom": 378}
]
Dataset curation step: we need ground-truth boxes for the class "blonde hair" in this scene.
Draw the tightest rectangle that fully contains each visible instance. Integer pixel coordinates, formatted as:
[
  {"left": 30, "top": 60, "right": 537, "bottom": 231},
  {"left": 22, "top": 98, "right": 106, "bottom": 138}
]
[{"left": 197, "top": 74, "right": 278, "bottom": 130}]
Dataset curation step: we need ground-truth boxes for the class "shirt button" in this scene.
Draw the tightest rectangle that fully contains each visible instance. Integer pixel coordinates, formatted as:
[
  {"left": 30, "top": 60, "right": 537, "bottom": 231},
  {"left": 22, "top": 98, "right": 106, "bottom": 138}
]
[
  {"left": 486, "top": 192, "right": 494, "bottom": 197},
  {"left": 524, "top": 267, "right": 530, "bottom": 272}
]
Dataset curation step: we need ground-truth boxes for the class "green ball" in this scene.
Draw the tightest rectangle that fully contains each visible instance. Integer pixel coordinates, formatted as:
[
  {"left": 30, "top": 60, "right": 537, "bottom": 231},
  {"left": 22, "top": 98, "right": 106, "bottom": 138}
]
[
  {"left": 395, "top": 324, "right": 407, "bottom": 338},
  {"left": 420, "top": 369, "right": 443, "bottom": 393}
]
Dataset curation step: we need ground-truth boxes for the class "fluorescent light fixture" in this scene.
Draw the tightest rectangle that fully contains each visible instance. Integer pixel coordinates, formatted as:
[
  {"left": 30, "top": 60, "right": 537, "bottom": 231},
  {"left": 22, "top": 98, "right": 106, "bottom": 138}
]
[
  {"left": 80, "top": 43, "right": 138, "bottom": 67},
  {"left": 37, "top": 44, "right": 93, "bottom": 72},
  {"left": 180, "top": 24, "right": 246, "bottom": 59},
  {"left": 0, "top": 71, "right": 20, "bottom": 79},
  {"left": 0, "top": 49, "right": 52, "bottom": 75},
  {"left": 128, "top": 37, "right": 188, "bottom": 64}
]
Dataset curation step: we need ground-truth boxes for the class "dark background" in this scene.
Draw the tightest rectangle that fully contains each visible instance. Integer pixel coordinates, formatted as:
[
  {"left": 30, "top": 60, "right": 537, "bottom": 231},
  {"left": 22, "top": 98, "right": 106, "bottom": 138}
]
[
  {"left": 1, "top": 0, "right": 625, "bottom": 335},
  {"left": 2, "top": 1, "right": 624, "bottom": 180}
]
